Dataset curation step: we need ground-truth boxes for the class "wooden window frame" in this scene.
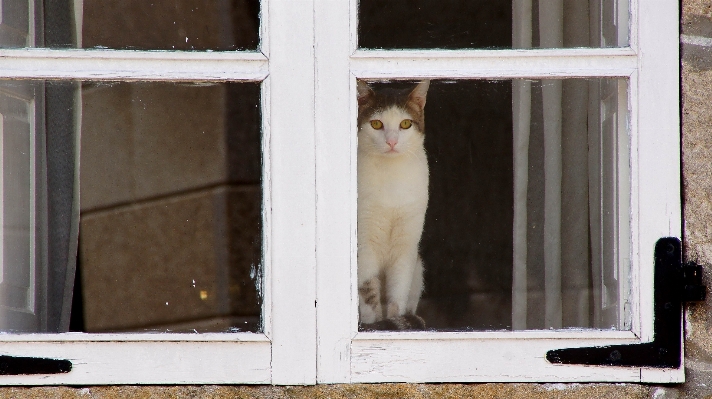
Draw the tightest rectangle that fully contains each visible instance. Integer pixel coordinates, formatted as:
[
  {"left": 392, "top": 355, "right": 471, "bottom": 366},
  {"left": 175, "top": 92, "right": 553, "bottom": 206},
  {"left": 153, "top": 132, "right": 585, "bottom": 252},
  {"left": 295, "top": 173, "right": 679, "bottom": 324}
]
[
  {"left": 0, "top": 0, "right": 317, "bottom": 385},
  {"left": 0, "top": 0, "right": 680, "bottom": 385},
  {"left": 314, "top": 0, "right": 682, "bottom": 383}
]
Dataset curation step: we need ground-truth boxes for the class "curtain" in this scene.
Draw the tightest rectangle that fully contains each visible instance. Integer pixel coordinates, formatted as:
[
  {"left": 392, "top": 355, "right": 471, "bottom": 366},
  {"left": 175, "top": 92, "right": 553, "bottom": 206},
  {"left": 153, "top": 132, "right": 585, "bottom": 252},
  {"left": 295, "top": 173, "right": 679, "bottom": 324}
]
[
  {"left": 511, "top": 0, "right": 627, "bottom": 330},
  {"left": 44, "top": 0, "right": 82, "bottom": 332}
]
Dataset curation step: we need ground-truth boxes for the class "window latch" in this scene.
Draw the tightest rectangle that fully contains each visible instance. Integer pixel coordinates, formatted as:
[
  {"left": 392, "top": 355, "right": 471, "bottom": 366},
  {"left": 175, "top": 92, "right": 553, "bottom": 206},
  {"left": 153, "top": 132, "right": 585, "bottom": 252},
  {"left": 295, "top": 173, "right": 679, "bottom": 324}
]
[
  {"left": 0, "top": 356, "right": 71, "bottom": 375},
  {"left": 546, "top": 237, "right": 706, "bottom": 368}
]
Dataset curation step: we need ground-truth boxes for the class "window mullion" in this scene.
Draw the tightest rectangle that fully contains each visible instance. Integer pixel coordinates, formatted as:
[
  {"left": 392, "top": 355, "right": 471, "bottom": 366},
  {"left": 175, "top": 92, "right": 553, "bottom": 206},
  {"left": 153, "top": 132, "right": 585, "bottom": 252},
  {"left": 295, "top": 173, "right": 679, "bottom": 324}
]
[
  {"left": 267, "top": 0, "right": 317, "bottom": 385},
  {"left": 350, "top": 49, "right": 637, "bottom": 79},
  {"left": 0, "top": 49, "right": 268, "bottom": 81},
  {"left": 314, "top": 0, "right": 354, "bottom": 384}
]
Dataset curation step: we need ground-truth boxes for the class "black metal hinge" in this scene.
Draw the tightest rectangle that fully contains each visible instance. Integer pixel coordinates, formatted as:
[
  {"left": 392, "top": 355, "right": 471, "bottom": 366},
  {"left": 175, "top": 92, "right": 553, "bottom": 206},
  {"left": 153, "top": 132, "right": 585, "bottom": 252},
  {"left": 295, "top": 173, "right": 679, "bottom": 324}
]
[
  {"left": 0, "top": 355, "right": 71, "bottom": 375},
  {"left": 547, "top": 237, "right": 706, "bottom": 368}
]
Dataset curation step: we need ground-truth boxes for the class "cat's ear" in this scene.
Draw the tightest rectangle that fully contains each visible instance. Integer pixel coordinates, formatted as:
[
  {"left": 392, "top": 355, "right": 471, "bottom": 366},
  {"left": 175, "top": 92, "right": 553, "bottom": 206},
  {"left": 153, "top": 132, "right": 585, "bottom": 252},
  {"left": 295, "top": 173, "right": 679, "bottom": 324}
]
[
  {"left": 408, "top": 80, "right": 430, "bottom": 110},
  {"left": 357, "top": 80, "right": 374, "bottom": 106}
]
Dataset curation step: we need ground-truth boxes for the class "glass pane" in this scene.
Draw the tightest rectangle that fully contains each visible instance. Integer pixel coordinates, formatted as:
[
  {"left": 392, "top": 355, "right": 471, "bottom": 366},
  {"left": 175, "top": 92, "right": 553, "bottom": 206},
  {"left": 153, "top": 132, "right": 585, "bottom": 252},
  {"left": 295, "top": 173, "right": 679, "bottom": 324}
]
[
  {"left": 0, "top": 0, "right": 260, "bottom": 50},
  {"left": 359, "top": 0, "right": 628, "bottom": 49},
  {"left": 356, "top": 78, "right": 629, "bottom": 331},
  {"left": 0, "top": 80, "right": 263, "bottom": 333},
  {"left": 77, "top": 81, "right": 263, "bottom": 332},
  {"left": 0, "top": 82, "right": 39, "bottom": 331}
]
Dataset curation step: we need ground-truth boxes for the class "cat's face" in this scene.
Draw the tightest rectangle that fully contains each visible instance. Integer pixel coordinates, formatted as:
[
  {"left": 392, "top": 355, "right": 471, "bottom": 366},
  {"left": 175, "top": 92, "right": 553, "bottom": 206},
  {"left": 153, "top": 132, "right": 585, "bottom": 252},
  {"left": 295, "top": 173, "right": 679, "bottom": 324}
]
[{"left": 357, "top": 80, "right": 429, "bottom": 157}]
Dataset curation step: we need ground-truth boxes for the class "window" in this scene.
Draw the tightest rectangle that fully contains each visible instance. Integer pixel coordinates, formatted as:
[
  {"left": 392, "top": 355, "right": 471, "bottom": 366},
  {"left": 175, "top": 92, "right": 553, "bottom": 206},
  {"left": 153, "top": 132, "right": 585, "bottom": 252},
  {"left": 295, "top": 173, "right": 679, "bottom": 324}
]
[
  {"left": 315, "top": 0, "right": 681, "bottom": 384},
  {"left": 0, "top": 0, "right": 680, "bottom": 385},
  {"left": 0, "top": 0, "right": 315, "bottom": 385}
]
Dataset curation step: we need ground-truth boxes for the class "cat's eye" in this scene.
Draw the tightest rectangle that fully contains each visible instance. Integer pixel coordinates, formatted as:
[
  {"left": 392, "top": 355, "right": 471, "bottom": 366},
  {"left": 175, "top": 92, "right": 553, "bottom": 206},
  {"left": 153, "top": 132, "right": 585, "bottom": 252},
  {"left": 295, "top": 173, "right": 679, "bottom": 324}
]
[
  {"left": 357, "top": 79, "right": 630, "bottom": 333},
  {"left": 370, "top": 120, "right": 384, "bottom": 129}
]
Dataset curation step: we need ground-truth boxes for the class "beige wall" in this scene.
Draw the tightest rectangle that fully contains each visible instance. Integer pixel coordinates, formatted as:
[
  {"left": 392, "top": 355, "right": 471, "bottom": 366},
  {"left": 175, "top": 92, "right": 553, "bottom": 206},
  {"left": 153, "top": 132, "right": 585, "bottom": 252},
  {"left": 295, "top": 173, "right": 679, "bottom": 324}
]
[{"left": 78, "top": 82, "right": 262, "bottom": 333}]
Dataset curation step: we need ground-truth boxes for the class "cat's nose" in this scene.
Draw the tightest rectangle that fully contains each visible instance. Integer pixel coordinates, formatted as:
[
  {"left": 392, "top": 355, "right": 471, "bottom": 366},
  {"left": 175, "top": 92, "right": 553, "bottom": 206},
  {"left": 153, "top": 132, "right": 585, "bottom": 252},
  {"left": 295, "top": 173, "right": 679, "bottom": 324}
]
[{"left": 386, "top": 137, "right": 398, "bottom": 149}]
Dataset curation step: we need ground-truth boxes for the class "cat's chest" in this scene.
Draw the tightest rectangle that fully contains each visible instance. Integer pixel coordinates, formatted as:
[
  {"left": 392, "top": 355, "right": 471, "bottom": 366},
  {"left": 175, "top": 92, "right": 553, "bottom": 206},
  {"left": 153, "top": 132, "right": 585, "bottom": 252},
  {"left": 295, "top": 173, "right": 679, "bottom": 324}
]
[{"left": 358, "top": 155, "right": 428, "bottom": 208}]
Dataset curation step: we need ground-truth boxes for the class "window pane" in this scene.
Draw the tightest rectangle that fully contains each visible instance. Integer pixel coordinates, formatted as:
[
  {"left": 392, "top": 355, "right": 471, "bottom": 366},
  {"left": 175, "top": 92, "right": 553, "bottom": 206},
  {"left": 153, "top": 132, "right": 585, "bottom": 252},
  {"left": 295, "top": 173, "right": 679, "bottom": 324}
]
[
  {"left": 0, "top": 80, "right": 263, "bottom": 333},
  {"left": 78, "top": 81, "right": 263, "bottom": 333},
  {"left": 358, "top": 0, "right": 628, "bottom": 49},
  {"left": 356, "top": 79, "right": 629, "bottom": 331},
  {"left": 0, "top": 0, "right": 260, "bottom": 50},
  {"left": 0, "top": 81, "right": 39, "bottom": 331}
]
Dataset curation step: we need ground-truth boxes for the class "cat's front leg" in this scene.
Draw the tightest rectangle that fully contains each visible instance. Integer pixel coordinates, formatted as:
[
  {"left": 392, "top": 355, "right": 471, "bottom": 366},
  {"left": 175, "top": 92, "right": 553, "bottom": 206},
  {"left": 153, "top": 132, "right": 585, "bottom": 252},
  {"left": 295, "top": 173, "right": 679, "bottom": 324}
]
[
  {"left": 405, "top": 255, "right": 424, "bottom": 315},
  {"left": 384, "top": 250, "right": 419, "bottom": 319},
  {"left": 357, "top": 249, "right": 383, "bottom": 324}
]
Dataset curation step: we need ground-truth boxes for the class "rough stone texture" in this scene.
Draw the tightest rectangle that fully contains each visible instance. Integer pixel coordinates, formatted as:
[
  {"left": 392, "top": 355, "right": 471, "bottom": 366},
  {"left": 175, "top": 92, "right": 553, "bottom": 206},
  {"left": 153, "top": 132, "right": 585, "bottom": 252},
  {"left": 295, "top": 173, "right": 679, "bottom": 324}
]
[
  {"left": 80, "top": 82, "right": 262, "bottom": 212},
  {"left": 80, "top": 186, "right": 260, "bottom": 332},
  {"left": 78, "top": 81, "right": 263, "bottom": 332},
  {"left": 0, "top": 384, "right": 653, "bottom": 398},
  {"left": 80, "top": 83, "right": 229, "bottom": 212},
  {"left": 673, "top": 1, "right": 712, "bottom": 398}
]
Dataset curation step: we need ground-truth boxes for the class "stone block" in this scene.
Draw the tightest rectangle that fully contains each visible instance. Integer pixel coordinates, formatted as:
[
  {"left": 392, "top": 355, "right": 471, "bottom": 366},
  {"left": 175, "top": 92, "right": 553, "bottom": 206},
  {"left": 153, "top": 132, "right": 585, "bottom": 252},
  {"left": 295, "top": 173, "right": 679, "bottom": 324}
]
[
  {"left": 80, "top": 82, "right": 261, "bottom": 212},
  {"left": 129, "top": 83, "right": 229, "bottom": 201},
  {"left": 80, "top": 83, "right": 134, "bottom": 210},
  {"left": 0, "top": 383, "right": 653, "bottom": 399},
  {"left": 79, "top": 186, "right": 261, "bottom": 332},
  {"left": 81, "top": 0, "right": 259, "bottom": 51}
]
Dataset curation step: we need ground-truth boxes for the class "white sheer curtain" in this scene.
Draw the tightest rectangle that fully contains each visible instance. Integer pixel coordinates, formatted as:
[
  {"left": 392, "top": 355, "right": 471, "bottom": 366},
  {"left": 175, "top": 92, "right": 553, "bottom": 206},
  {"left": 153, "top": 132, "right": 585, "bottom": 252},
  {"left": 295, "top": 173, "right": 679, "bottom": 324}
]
[{"left": 511, "top": 0, "right": 628, "bottom": 330}]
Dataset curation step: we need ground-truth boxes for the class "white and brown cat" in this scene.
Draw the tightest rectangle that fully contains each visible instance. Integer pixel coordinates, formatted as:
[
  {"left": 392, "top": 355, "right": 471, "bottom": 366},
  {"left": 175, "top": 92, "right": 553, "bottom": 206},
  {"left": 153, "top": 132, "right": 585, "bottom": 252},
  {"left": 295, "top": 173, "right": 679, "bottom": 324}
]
[{"left": 357, "top": 80, "right": 430, "bottom": 331}]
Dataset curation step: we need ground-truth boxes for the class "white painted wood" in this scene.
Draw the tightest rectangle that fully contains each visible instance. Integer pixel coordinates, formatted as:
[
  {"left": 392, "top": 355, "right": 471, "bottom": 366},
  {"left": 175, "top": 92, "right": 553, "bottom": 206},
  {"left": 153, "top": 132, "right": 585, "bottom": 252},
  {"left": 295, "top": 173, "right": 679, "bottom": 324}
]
[
  {"left": 350, "top": 49, "right": 638, "bottom": 79},
  {"left": 0, "top": 49, "right": 268, "bottom": 80},
  {"left": 351, "top": 331, "right": 682, "bottom": 383},
  {"left": 258, "top": 0, "right": 269, "bottom": 61},
  {"left": 0, "top": 332, "right": 271, "bottom": 342},
  {"left": 314, "top": 0, "right": 353, "bottom": 384},
  {"left": 267, "top": 0, "right": 317, "bottom": 385},
  {"left": 627, "top": 69, "right": 642, "bottom": 339},
  {"left": 628, "top": 0, "right": 638, "bottom": 51},
  {"left": 355, "top": 330, "right": 638, "bottom": 340},
  {"left": 260, "top": 77, "right": 273, "bottom": 340},
  {"left": 0, "top": 109, "right": 3, "bottom": 290},
  {"left": 348, "top": 0, "right": 358, "bottom": 53},
  {"left": 351, "top": 337, "right": 645, "bottom": 383},
  {"left": 617, "top": 79, "right": 632, "bottom": 330},
  {"left": 0, "top": 340, "right": 271, "bottom": 385},
  {"left": 634, "top": 0, "right": 681, "bottom": 343},
  {"left": 640, "top": 368, "right": 684, "bottom": 384}
]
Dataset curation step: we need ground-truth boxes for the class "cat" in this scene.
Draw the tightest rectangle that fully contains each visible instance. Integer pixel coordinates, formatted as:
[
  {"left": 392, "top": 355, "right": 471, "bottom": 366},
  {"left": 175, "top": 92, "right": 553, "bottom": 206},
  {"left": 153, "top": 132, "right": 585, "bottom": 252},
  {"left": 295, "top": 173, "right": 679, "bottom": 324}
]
[{"left": 356, "top": 80, "right": 430, "bottom": 331}]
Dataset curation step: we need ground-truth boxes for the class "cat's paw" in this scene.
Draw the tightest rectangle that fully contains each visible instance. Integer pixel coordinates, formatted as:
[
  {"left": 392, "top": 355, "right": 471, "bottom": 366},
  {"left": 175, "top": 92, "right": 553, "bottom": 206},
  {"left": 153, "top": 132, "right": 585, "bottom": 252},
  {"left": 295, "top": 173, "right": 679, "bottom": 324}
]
[
  {"left": 360, "top": 314, "right": 426, "bottom": 331},
  {"left": 385, "top": 301, "right": 401, "bottom": 319}
]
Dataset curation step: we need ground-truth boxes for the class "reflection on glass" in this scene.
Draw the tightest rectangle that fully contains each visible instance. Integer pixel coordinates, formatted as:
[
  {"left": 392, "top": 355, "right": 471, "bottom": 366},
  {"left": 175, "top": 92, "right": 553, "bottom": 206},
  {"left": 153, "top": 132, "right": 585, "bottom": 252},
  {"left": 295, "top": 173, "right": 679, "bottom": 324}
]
[
  {"left": 0, "top": 82, "right": 37, "bottom": 331},
  {"left": 359, "top": 0, "right": 628, "bottom": 49},
  {"left": 78, "top": 82, "right": 263, "bottom": 332},
  {"left": 0, "top": 0, "right": 260, "bottom": 50},
  {"left": 0, "top": 81, "right": 263, "bottom": 333},
  {"left": 357, "top": 79, "right": 629, "bottom": 331}
]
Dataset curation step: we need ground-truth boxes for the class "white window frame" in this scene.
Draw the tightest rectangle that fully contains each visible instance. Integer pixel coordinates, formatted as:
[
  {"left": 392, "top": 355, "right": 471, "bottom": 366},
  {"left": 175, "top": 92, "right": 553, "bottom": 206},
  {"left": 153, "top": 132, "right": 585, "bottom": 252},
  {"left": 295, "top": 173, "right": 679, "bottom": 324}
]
[
  {"left": 314, "top": 0, "right": 682, "bottom": 384},
  {"left": 0, "top": 0, "right": 680, "bottom": 385},
  {"left": 0, "top": 0, "right": 317, "bottom": 385}
]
